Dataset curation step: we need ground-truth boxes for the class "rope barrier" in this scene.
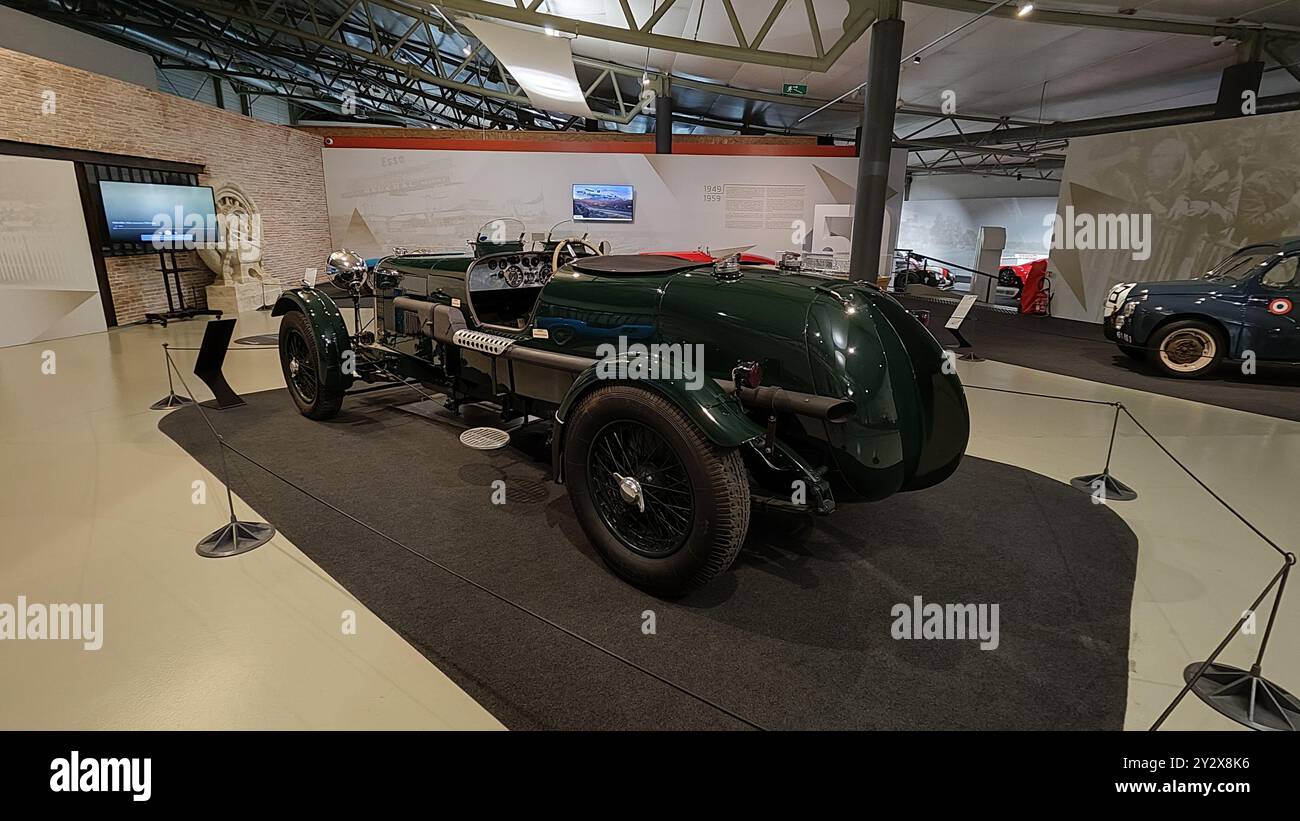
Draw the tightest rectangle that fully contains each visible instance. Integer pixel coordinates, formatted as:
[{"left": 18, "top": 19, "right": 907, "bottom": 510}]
[
  {"left": 156, "top": 333, "right": 1292, "bottom": 731},
  {"left": 162, "top": 348, "right": 765, "bottom": 731},
  {"left": 962, "top": 377, "right": 1295, "bottom": 729}
]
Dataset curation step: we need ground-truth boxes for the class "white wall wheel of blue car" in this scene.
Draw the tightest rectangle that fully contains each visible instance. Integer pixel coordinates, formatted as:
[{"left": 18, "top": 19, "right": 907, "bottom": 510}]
[
  {"left": 564, "top": 384, "right": 750, "bottom": 597},
  {"left": 1150, "top": 319, "right": 1226, "bottom": 379}
]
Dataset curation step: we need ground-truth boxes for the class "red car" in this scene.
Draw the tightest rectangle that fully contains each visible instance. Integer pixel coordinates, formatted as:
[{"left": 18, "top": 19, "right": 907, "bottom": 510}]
[
  {"left": 999, "top": 258, "right": 1051, "bottom": 314},
  {"left": 643, "top": 249, "right": 777, "bottom": 266},
  {"left": 998, "top": 259, "right": 1047, "bottom": 293}
]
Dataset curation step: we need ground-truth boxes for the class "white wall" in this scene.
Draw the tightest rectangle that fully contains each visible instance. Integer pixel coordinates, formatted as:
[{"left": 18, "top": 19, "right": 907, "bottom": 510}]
[
  {"left": 0, "top": 155, "right": 105, "bottom": 347},
  {"left": 898, "top": 196, "right": 1057, "bottom": 273},
  {"left": 321, "top": 148, "right": 905, "bottom": 272},
  {"left": 908, "top": 174, "right": 1059, "bottom": 201},
  {"left": 0, "top": 6, "right": 155, "bottom": 90}
]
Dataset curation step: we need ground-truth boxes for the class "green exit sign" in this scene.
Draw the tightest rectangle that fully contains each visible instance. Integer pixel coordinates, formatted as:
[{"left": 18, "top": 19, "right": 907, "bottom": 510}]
[{"left": 782, "top": 83, "right": 808, "bottom": 96}]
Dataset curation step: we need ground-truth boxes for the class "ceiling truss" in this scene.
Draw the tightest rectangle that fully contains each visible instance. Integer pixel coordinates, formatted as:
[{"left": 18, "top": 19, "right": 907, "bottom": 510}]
[{"left": 7, "top": 0, "right": 1085, "bottom": 177}]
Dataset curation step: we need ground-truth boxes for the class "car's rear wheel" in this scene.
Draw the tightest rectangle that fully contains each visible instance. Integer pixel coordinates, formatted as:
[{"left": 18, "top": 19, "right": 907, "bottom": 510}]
[
  {"left": 564, "top": 385, "right": 749, "bottom": 596},
  {"left": 279, "top": 310, "right": 345, "bottom": 419},
  {"left": 1149, "top": 319, "right": 1225, "bottom": 379}
]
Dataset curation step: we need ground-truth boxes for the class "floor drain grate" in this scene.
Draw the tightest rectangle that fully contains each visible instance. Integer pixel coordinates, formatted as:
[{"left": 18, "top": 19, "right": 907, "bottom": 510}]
[{"left": 460, "top": 427, "right": 511, "bottom": 450}]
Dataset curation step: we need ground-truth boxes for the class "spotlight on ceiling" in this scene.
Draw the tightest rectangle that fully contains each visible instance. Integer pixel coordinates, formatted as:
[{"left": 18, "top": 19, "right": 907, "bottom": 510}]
[
  {"left": 462, "top": 44, "right": 472, "bottom": 55},
  {"left": 1016, "top": 2, "right": 1034, "bottom": 16},
  {"left": 912, "top": 54, "right": 922, "bottom": 64},
  {"left": 642, "top": 72, "right": 651, "bottom": 86}
]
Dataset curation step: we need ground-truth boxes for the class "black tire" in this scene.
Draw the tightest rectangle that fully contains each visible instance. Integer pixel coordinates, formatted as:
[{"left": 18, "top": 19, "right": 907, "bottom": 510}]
[
  {"left": 1148, "top": 319, "right": 1226, "bottom": 379},
  {"left": 1117, "top": 344, "right": 1146, "bottom": 361},
  {"left": 998, "top": 267, "right": 1019, "bottom": 288},
  {"left": 278, "top": 310, "right": 346, "bottom": 419},
  {"left": 564, "top": 384, "right": 749, "bottom": 596}
]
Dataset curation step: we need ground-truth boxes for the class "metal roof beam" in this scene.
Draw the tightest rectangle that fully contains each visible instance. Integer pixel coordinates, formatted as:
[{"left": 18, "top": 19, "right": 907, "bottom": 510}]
[
  {"left": 904, "top": 0, "right": 1300, "bottom": 40},
  {"left": 421, "top": 0, "right": 879, "bottom": 71}
]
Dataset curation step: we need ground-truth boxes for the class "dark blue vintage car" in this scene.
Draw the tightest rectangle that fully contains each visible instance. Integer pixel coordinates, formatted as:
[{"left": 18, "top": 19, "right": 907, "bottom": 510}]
[{"left": 1103, "top": 239, "right": 1300, "bottom": 378}]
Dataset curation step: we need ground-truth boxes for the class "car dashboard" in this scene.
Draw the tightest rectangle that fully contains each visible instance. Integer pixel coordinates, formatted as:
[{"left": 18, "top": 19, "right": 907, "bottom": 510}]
[
  {"left": 468, "top": 251, "right": 553, "bottom": 329},
  {"left": 469, "top": 251, "right": 553, "bottom": 291}
]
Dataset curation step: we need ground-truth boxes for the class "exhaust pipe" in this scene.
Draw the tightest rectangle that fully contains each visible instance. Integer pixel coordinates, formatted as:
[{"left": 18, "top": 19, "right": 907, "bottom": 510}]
[
  {"left": 727, "top": 384, "right": 857, "bottom": 424},
  {"left": 410, "top": 297, "right": 857, "bottom": 423}
]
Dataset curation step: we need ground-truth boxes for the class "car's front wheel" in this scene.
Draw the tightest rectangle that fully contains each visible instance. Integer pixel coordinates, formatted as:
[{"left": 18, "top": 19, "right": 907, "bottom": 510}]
[
  {"left": 564, "top": 385, "right": 749, "bottom": 596},
  {"left": 1149, "top": 319, "right": 1225, "bottom": 378},
  {"left": 279, "top": 310, "right": 346, "bottom": 419}
]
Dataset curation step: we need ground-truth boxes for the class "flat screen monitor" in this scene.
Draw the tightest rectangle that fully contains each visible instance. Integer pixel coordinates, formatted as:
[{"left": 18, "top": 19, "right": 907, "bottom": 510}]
[
  {"left": 572, "top": 184, "right": 634, "bottom": 223},
  {"left": 99, "top": 181, "right": 218, "bottom": 245}
]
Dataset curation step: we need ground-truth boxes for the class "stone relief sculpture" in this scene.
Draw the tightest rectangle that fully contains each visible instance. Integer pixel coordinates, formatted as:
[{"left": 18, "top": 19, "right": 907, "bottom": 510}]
[{"left": 200, "top": 182, "right": 280, "bottom": 313}]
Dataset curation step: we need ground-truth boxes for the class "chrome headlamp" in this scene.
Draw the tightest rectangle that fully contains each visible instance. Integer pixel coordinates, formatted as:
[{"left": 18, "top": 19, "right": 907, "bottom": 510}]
[{"left": 326, "top": 249, "right": 368, "bottom": 291}]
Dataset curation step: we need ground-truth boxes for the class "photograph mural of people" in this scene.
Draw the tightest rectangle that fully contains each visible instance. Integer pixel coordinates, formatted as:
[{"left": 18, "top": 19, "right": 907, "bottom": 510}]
[{"left": 1050, "top": 109, "right": 1300, "bottom": 322}]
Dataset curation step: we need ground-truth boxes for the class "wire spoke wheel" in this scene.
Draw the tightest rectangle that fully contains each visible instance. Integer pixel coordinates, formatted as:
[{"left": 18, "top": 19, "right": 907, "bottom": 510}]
[
  {"left": 284, "top": 327, "right": 319, "bottom": 403},
  {"left": 588, "top": 419, "right": 695, "bottom": 558},
  {"left": 277, "top": 309, "right": 346, "bottom": 420},
  {"left": 566, "top": 384, "right": 748, "bottom": 595}
]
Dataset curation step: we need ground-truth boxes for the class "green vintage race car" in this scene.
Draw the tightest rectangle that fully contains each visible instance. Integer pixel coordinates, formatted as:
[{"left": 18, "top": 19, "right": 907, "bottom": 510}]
[{"left": 274, "top": 219, "right": 969, "bottom": 595}]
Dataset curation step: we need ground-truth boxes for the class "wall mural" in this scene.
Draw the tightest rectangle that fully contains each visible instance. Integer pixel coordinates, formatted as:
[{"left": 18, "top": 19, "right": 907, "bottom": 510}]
[
  {"left": 898, "top": 196, "right": 1058, "bottom": 271},
  {"left": 0, "top": 154, "right": 104, "bottom": 347},
  {"left": 320, "top": 148, "right": 904, "bottom": 268},
  {"left": 1049, "top": 108, "right": 1300, "bottom": 322}
]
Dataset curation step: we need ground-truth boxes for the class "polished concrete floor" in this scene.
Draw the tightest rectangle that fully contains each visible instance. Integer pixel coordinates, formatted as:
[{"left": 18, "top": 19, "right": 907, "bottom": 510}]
[
  {"left": 1, "top": 310, "right": 1295, "bottom": 730},
  {"left": 0, "top": 312, "right": 502, "bottom": 729}
]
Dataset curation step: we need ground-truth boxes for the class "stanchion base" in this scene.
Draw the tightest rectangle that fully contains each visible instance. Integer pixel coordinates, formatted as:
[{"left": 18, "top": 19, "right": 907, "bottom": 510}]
[
  {"left": 1184, "top": 661, "right": 1299, "bottom": 731},
  {"left": 150, "top": 393, "right": 193, "bottom": 410},
  {"left": 196, "top": 520, "right": 275, "bottom": 558},
  {"left": 1070, "top": 471, "right": 1138, "bottom": 501},
  {"left": 944, "top": 346, "right": 984, "bottom": 362}
]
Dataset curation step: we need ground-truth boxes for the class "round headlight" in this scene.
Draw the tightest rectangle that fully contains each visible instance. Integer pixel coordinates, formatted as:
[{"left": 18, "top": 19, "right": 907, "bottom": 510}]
[{"left": 326, "top": 249, "right": 367, "bottom": 291}]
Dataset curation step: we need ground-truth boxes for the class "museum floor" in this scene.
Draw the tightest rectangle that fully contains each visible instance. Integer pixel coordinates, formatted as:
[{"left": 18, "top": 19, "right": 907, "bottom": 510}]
[{"left": 1, "top": 310, "right": 1296, "bottom": 730}]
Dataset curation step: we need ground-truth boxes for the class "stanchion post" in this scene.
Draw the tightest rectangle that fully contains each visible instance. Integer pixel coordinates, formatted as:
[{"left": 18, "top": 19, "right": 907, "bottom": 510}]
[
  {"left": 161, "top": 348, "right": 275, "bottom": 557},
  {"left": 256, "top": 278, "right": 273, "bottom": 312},
  {"left": 1151, "top": 557, "right": 1298, "bottom": 731},
  {"left": 150, "top": 343, "right": 194, "bottom": 410},
  {"left": 966, "top": 382, "right": 1295, "bottom": 728},
  {"left": 1070, "top": 401, "right": 1138, "bottom": 502}
]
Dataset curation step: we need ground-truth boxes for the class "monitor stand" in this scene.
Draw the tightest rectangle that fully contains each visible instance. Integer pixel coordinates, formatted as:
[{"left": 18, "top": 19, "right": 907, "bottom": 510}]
[{"left": 144, "top": 247, "right": 223, "bottom": 327}]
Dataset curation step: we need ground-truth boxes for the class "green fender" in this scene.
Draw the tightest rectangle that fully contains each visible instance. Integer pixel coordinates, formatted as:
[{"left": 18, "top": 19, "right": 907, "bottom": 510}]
[
  {"left": 551, "top": 365, "right": 765, "bottom": 482},
  {"left": 271, "top": 287, "right": 355, "bottom": 392}
]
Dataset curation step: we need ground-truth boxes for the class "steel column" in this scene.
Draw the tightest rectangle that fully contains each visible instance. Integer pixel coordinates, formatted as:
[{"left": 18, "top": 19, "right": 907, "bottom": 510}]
[
  {"left": 656, "top": 94, "right": 674, "bottom": 154},
  {"left": 848, "top": 13, "right": 904, "bottom": 283}
]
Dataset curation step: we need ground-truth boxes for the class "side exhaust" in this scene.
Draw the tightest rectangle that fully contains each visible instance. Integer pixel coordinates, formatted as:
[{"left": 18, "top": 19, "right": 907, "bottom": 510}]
[
  {"left": 725, "top": 383, "right": 857, "bottom": 424},
  {"left": 413, "top": 299, "right": 856, "bottom": 423}
]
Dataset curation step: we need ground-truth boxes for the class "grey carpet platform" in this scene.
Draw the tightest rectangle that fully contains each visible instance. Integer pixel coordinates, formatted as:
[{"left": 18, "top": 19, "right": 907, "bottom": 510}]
[
  {"left": 897, "top": 294, "right": 1300, "bottom": 422},
  {"left": 161, "top": 388, "right": 1139, "bottom": 730}
]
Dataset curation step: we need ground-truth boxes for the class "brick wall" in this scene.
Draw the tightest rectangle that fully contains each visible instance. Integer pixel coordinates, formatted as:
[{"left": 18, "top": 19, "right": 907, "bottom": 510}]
[
  {"left": 104, "top": 252, "right": 211, "bottom": 322},
  {"left": 0, "top": 46, "right": 331, "bottom": 324}
]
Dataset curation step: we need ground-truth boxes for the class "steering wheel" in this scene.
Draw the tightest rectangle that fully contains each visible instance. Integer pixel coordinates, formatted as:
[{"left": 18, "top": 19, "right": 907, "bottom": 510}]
[{"left": 551, "top": 237, "right": 603, "bottom": 273}]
